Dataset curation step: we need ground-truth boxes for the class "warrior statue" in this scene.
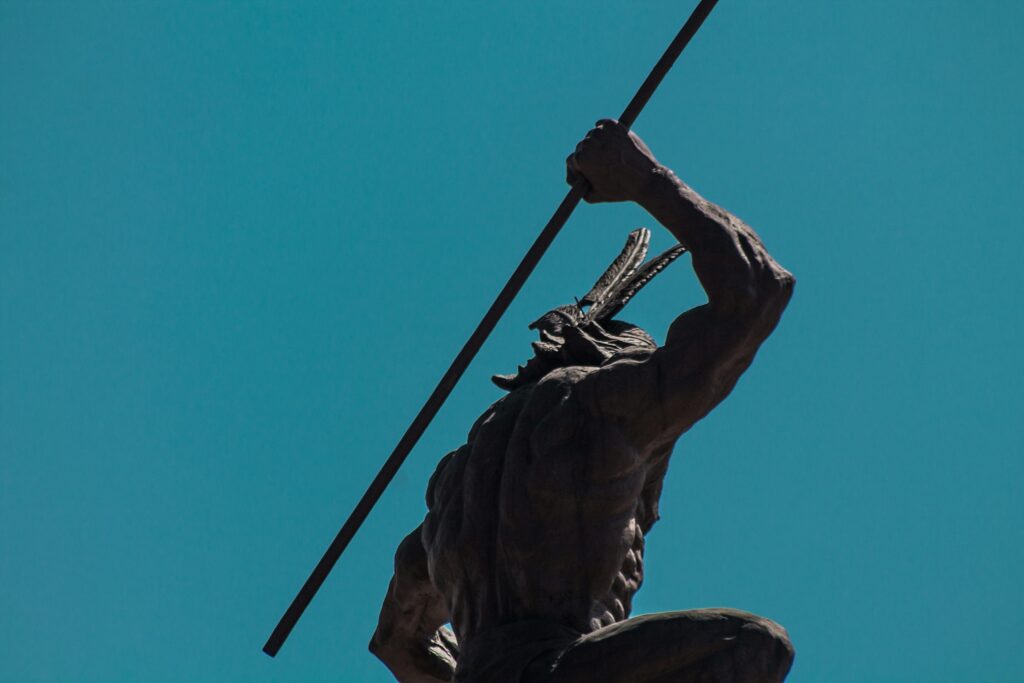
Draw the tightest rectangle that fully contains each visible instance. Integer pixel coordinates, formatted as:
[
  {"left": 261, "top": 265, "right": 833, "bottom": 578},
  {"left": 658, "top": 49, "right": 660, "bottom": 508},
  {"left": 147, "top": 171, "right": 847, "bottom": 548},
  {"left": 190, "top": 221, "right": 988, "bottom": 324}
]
[{"left": 369, "top": 120, "right": 796, "bottom": 683}]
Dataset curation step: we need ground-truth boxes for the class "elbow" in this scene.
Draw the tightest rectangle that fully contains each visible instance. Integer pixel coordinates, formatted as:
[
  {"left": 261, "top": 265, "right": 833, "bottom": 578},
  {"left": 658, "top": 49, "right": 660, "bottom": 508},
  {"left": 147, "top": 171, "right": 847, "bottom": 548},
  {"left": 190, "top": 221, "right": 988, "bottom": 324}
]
[
  {"left": 746, "top": 265, "right": 795, "bottom": 304},
  {"left": 758, "top": 267, "right": 795, "bottom": 316},
  {"left": 728, "top": 266, "right": 794, "bottom": 320},
  {"left": 774, "top": 267, "right": 796, "bottom": 301},
  {"left": 759, "top": 259, "right": 794, "bottom": 300},
  {"left": 759, "top": 267, "right": 795, "bottom": 324}
]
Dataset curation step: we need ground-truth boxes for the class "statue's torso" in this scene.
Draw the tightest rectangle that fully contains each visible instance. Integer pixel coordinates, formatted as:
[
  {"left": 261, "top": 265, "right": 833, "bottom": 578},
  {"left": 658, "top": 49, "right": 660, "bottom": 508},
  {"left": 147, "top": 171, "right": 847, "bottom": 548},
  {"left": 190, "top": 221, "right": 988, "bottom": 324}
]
[{"left": 422, "top": 365, "right": 669, "bottom": 645}]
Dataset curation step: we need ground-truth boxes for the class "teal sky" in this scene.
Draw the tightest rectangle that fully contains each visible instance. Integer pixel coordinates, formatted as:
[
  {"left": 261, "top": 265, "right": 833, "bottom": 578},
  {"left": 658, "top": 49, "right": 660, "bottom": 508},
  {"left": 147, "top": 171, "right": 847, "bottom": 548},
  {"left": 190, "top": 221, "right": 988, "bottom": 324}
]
[{"left": 2, "top": 2, "right": 1022, "bottom": 681}]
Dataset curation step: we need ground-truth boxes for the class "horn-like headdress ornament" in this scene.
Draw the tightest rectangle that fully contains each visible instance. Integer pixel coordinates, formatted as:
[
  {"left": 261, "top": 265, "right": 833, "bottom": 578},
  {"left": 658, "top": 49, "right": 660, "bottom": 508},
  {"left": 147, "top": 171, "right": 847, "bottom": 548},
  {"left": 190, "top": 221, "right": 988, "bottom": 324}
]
[{"left": 529, "top": 228, "right": 687, "bottom": 334}]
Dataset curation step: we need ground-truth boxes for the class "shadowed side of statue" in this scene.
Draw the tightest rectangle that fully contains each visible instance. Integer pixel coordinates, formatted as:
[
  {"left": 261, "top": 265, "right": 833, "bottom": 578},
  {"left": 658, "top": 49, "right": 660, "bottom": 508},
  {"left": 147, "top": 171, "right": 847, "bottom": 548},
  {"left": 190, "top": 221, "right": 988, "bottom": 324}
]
[{"left": 369, "top": 120, "right": 795, "bottom": 683}]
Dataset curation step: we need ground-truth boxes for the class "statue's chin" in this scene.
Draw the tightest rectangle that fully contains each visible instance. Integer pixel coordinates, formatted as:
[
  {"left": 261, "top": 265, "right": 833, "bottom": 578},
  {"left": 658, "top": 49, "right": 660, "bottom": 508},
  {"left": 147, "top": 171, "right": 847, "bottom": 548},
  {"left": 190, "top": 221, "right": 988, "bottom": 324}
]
[
  {"left": 490, "top": 373, "right": 518, "bottom": 391},
  {"left": 491, "top": 356, "right": 553, "bottom": 391}
]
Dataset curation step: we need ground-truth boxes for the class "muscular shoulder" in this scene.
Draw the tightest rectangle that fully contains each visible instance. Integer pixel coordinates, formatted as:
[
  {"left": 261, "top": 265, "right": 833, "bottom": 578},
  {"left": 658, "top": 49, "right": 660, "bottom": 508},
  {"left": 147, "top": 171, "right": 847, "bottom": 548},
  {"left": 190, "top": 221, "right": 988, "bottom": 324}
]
[
  {"left": 519, "top": 366, "right": 598, "bottom": 453},
  {"left": 571, "top": 307, "right": 731, "bottom": 448},
  {"left": 572, "top": 356, "right": 663, "bottom": 429},
  {"left": 424, "top": 384, "right": 541, "bottom": 511}
]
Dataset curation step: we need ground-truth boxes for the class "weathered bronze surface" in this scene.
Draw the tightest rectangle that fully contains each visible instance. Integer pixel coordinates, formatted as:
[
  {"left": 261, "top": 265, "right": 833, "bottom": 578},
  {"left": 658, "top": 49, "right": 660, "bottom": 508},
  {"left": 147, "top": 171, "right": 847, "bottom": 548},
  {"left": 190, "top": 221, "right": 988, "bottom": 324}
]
[{"left": 371, "top": 121, "right": 795, "bottom": 683}]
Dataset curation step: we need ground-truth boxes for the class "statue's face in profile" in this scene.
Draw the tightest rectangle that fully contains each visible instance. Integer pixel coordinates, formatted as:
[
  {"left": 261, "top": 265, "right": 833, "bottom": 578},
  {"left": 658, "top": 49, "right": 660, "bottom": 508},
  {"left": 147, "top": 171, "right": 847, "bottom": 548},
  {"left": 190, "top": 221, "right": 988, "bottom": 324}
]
[
  {"left": 492, "top": 309, "right": 656, "bottom": 391},
  {"left": 491, "top": 227, "right": 677, "bottom": 392}
]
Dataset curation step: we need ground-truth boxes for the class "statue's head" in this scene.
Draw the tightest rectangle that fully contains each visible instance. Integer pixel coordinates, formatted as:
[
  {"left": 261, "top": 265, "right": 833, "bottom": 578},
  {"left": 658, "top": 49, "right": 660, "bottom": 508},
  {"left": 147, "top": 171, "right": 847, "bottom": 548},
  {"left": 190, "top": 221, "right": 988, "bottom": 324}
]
[{"left": 492, "top": 228, "right": 686, "bottom": 391}]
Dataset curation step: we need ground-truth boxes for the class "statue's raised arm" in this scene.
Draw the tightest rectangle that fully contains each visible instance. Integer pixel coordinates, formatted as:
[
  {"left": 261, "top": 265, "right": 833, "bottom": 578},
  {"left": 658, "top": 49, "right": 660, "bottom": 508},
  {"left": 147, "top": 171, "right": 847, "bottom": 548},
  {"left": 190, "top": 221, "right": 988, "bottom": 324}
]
[{"left": 566, "top": 119, "right": 795, "bottom": 448}]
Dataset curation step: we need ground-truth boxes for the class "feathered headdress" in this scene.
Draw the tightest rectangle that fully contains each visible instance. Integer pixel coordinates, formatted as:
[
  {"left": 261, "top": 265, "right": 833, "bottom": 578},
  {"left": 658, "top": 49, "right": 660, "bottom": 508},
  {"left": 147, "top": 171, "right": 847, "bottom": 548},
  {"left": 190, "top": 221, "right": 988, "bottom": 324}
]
[
  {"left": 529, "top": 228, "right": 687, "bottom": 334},
  {"left": 493, "top": 229, "right": 686, "bottom": 390}
]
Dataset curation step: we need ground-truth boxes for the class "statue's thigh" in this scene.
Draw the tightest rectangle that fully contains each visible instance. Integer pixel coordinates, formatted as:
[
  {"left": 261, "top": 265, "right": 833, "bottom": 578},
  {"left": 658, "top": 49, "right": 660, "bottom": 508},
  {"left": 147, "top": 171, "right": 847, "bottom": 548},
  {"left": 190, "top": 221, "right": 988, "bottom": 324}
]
[{"left": 544, "top": 609, "right": 793, "bottom": 683}]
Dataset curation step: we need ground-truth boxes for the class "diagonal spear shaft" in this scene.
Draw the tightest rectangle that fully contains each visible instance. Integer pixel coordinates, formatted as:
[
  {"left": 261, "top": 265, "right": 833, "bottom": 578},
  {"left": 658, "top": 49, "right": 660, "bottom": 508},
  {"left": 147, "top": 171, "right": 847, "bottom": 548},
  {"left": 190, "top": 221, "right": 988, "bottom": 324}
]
[{"left": 264, "top": 0, "right": 719, "bottom": 658}]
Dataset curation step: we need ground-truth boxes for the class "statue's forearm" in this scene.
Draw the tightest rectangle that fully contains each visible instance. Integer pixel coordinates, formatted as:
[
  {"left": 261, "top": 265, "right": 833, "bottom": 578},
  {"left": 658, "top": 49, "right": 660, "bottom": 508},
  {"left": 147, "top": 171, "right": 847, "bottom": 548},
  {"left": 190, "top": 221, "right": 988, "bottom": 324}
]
[
  {"left": 370, "top": 591, "right": 457, "bottom": 683},
  {"left": 370, "top": 528, "right": 457, "bottom": 683},
  {"left": 637, "top": 166, "right": 793, "bottom": 314},
  {"left": 369, "top": 629, "right": 456, "bottom": 683}
]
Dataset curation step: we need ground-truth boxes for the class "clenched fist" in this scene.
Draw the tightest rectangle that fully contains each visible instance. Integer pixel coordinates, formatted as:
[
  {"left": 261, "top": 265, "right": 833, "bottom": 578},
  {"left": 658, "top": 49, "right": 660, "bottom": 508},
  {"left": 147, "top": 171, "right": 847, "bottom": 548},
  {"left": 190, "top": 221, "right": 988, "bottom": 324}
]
[{"left": 566, "top": 119, "right": 663, "bottom": 204}]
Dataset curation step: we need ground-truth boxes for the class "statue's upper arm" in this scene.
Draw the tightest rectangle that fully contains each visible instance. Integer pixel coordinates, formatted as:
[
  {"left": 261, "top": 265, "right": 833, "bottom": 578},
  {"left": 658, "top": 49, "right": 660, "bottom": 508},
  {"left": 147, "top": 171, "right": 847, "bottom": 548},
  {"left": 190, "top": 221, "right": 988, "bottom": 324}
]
[{"left": 576, "top": 303, "right": 761, "bottom": 448}]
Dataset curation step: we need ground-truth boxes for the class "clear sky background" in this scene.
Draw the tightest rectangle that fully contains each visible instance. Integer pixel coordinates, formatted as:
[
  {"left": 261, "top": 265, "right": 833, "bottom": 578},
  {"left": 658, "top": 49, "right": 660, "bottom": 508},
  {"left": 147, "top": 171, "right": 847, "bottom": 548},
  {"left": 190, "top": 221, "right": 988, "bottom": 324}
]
[{"left": 2, "top": 2, "right": 1022, "bottom": 681}]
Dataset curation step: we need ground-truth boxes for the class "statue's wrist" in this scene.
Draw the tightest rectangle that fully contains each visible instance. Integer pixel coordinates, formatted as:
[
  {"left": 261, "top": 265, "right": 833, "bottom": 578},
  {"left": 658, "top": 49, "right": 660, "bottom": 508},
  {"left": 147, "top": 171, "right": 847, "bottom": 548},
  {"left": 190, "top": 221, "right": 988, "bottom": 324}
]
[{"left": 636, "top": 164, "right": 679, "bottom": 210}]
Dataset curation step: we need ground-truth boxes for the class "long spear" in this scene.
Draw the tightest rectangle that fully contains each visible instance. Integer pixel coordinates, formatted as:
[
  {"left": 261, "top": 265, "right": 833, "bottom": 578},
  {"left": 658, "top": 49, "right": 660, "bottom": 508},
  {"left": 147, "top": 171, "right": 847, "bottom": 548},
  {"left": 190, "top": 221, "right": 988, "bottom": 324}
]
[{"left": 264, "top": 0, "right": 720, "bottom": 657}]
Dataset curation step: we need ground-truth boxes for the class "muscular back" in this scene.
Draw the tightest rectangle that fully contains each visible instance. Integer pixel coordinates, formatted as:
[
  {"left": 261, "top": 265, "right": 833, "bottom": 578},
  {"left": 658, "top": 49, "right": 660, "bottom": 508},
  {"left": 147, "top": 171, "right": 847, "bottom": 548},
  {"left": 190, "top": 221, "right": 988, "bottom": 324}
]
[{"left": 423, "top": 363, "right": 670, "bottom": 644}]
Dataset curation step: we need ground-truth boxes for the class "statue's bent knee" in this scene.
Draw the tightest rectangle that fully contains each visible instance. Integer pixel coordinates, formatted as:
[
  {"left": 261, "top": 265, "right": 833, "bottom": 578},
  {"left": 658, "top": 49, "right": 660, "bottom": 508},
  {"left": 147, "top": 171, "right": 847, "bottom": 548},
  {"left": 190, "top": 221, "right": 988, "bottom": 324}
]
[{"left": 734, "top": 616, "right": 794, "bottom": 681}]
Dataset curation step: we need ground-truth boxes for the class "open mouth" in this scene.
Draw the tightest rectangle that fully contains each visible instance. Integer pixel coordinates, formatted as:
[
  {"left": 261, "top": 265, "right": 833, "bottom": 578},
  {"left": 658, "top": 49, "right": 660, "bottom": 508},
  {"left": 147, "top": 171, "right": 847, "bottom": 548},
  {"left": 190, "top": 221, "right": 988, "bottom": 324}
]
[{"left": 491, "top": 354, "right": 555, "bottom": 391}]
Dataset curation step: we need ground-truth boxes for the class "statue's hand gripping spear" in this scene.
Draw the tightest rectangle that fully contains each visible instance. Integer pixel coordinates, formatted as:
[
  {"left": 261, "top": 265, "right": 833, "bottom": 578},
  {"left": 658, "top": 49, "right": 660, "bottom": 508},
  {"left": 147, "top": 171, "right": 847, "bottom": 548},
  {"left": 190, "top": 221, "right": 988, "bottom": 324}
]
[{"left": 264, "top": 0, "right": 719, "bottom": 658}]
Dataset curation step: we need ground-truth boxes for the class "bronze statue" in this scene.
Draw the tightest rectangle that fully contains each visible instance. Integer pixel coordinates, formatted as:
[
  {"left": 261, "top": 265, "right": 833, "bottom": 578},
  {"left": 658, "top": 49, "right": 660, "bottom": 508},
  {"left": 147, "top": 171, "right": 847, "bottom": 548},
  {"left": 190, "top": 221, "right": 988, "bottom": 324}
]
[{"left": 369, "top": 120, "right": 796, "bottom": 683}]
